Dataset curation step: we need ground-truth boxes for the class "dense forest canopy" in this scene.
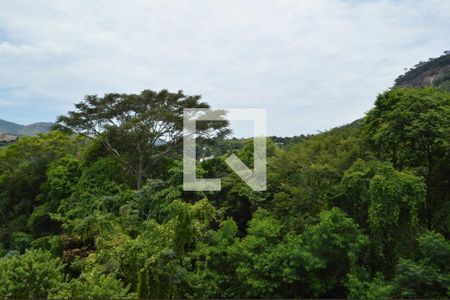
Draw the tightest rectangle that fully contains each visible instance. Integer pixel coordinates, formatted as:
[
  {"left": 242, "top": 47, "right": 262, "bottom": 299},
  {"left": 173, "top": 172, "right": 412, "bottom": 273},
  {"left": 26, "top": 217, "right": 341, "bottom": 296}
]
[{"left": 0, "top": 59, "right": 449, "bottom": 298}]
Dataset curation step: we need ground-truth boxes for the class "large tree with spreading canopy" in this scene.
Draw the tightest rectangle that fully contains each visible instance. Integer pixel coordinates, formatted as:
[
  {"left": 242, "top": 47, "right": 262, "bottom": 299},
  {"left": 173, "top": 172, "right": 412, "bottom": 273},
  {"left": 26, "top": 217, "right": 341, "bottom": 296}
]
[{"left": 57, "top": 89, "right": 229, "bottom": 189}]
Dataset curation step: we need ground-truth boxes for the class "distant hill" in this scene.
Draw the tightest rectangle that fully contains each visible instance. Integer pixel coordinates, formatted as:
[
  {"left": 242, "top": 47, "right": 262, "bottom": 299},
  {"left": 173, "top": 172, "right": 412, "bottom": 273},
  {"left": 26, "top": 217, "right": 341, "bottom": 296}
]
[
  {"left": 0, "top": 119, "right": 24, "bottom": 135},
  {"left": 0, "top": 119, "right": 54, "bottom": 136},
  {"left": 394, "top": 51, "right": 450, "bottom": 91},
  {"left": 19, "top": 122, "right": 55, "bottom": 136}
]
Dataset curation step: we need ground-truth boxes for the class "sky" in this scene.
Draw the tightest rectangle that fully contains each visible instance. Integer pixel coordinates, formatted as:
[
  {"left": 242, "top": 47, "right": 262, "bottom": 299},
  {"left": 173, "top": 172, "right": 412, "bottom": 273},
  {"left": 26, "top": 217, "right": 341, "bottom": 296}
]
[{"left": 0, "top": 0, "right": 449, "bottom": 137}]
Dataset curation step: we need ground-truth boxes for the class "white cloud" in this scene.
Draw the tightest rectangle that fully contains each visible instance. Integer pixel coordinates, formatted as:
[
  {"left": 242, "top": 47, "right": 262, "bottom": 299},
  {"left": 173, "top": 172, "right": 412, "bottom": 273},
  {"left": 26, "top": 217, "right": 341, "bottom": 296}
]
[{"left": 0, "top": 0, "right": 449, "bottom": 135}]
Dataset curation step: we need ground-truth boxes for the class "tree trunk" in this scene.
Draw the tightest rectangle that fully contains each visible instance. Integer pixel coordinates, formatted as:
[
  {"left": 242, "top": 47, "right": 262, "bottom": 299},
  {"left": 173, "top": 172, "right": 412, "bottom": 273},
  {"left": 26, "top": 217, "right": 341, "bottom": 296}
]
[
  {"left": 137, "top": 153, "right": 144, "bottom": 190},
  {"left": 425, "top": 147, "right": 433, "bottom": 229}
]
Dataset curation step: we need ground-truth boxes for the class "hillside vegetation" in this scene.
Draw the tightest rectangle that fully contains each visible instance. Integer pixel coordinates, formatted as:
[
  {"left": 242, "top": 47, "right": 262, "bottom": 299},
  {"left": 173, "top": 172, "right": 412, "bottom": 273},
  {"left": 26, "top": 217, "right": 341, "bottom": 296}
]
[
  {"left": 0, "top": 60, "right": 449, "bottom": 299},
  {"left": 395, "top": 51, "right": 450, "bottom": 91}
]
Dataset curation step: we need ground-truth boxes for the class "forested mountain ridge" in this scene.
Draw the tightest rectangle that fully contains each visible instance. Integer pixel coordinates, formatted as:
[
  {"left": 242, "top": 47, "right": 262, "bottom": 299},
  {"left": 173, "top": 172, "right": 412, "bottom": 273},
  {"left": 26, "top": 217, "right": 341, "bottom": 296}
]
[
  {"left": 0, "top": 58, "right": 449, "bottom": 299},
  {"left": 395, "top": 51, "right": 450, "bottom": 91}
]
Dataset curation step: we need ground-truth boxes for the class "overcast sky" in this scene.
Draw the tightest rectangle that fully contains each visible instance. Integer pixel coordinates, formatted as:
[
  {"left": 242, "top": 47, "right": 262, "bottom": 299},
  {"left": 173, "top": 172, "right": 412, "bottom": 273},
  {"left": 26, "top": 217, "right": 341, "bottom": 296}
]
[{"left": 0, "top": 0, "right": 449, "bottom": 136}]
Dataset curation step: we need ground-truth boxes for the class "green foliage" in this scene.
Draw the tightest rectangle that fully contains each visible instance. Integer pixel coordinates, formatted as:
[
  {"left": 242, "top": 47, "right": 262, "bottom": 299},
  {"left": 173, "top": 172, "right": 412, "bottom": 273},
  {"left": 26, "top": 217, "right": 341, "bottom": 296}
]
[
  {"left": 10, "top": 232, "right": 32, "bottom": 252},
  {"left": 270, "top": 123, "right": 362, "bottom": 230},
  {"left": 45, "top": 155, "right": 83, "bottom": 200},
  {"left": 218, "top": 208, "right": 368, "bottom": 298},
  {"left": 393, "top": 231, "right": 450, "bottom": 298},
  {"left": 0, "top": 84, "right": 449, "bottom": 299},
  {"left": 368, "top": 164, "right": 425, "bottom": 268},
  {"left": 231, "top": 209, "right": 283, "bottom": 297},
  {"left": 184, "top": 219, "right": 239, "bottom": 298},
  {"left": 81, "top": 198, "right": 218, "bottom": 299},
  {"left": 0, "top": 131, "right": 85, "bottom": 248},
  {"left": 363, "top": 87, "right": 449, "bottom": 171},
  {"left": 339, "top": 159, "right": 427, "bottom": 275},
  {"left": 30, "top": 235, "right": 62, "bottom": 256},
  {"left": 0, "top": 249, "right": 65, "bottom": 299},
  {"left": 362, "top": 88, "right": 450, "bottom": 232},
  {"left": 57, "top": 89, "right": 230, "bottom": 189},
  {"left": 338, "top": 159, "right": 375, "bottom": 227},
  {"left": 300, "top": 208, "right": 369, "bottom": 297},
  {"left": 368, "top": 166, "right": 424, "bottom": 232},
  {"left": 346, "top": 269, "right": 394, "bottom": 299},
  {"left": 52, "top": 271, "right": 134, "bottom": 299}
]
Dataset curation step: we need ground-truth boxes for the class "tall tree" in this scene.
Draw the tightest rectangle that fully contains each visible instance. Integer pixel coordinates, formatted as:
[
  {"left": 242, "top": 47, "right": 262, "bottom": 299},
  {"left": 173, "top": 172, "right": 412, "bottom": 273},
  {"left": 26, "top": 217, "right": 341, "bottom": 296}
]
[
  {"left": 57, "top": 89, "right": 229, "bottom": 189},
  {"left": 362, "top": 87, "right": 450, "bottom": 226}
]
